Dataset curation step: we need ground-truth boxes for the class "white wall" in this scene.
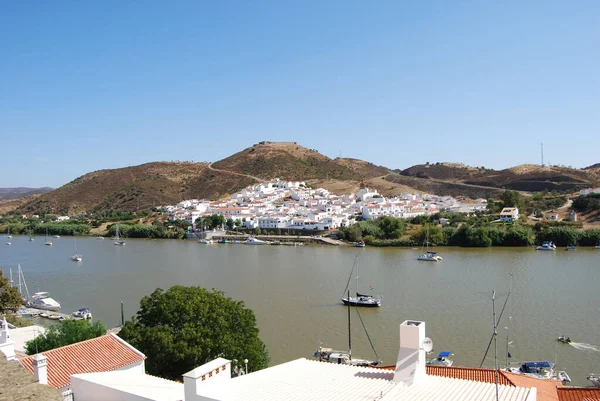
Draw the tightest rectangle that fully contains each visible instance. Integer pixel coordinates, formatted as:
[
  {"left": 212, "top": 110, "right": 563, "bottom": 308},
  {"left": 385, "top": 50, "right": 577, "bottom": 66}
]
[{"left": 70, "top": 377, "right": 150, "bottom": 401}]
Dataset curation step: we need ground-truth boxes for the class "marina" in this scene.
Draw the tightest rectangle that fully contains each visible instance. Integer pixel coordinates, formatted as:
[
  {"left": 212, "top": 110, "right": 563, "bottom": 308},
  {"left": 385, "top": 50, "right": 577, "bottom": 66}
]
[{"left": 1, "top": 234, "right": 600, "bottom": 386}]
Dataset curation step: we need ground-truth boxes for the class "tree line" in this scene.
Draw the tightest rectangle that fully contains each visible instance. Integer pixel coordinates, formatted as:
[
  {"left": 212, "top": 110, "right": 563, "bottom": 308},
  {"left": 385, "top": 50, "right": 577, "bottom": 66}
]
[{"left": 338, "top": 215, "right": 600, "bottom": 247}]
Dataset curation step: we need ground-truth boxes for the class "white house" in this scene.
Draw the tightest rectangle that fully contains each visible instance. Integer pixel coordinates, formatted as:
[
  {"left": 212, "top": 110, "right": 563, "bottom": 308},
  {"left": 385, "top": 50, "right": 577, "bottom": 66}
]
[
  {"left": 499, "top": 207, "right": 520, "bottom": 222},
  {"left": 356, "top": 188, "right": 380, "bottom": 201},
  {"left": 258, "top": 216, "right": 290, "bottom": 229}
]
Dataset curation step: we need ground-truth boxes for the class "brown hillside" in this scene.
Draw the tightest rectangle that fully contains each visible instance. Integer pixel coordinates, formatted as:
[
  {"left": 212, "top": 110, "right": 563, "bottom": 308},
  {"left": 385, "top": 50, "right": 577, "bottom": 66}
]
[
  {"left": 212, "top": 142, "right": 389, "bottom": 181},
  {"left": 16, "top": 162, "right": 209, "bottom": 216},
  {"left": 401, "top": 163, "right": 593, "bottom": 192}
]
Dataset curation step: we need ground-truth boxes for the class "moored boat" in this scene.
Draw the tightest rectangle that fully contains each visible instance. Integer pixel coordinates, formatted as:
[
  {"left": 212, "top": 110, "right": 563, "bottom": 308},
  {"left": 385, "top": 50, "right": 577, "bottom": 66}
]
[
  {"left": 341, "top": 256, "right": 381, "bottom": 307},
  {"left": 588, "top": 374, "right": 600, "bottom": 387},
  {"left": 245, "top": 237, "right": 267, "bottom": 245},
  {"left": 565, "top": 245, "right": 577, "bottom": 251},
  {"left": 354, "top": 240, "right": 365, "bottom": 247},
  {"left": 505, "top": 361, "right": 556, "bottom": 380},
  {"left": 72, "top": 308, "right": 92, "bottom": 319},
  {"left": 536, "top": 241, "right": 556, "bottom": 251},
  {"left": 417, "top": 227, "right": 442, "bottom": 261},
  {"left": 198, "top": 238, "right": 213, "bottom": 244},
  {"left": 427, "top": 351, "right": 454, "bottom": 367},
  {"left": 29, "top": 292, "right": 61, "bottom": 311}
]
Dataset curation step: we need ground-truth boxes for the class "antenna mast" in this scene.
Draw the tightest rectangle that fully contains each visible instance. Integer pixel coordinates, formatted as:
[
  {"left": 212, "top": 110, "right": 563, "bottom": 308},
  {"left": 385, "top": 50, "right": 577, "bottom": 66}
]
[
  {"left": 493, "top": 290, "right": 499, "bottom": 401},
  {"left": 541, "top": 142, "right": 544, "bottom": 167}
]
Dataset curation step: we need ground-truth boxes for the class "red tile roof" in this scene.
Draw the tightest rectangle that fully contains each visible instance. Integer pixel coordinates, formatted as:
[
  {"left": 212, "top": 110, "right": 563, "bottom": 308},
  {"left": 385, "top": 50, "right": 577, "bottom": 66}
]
[
  {"left": 377, "top": 364, "right": 515, "bottom": 386},
  {"left": 556, "top": 387, "right": 600, "bottom": 401},
  {"left": 20, "top": 334, "right": 145, "bottom": 389}
]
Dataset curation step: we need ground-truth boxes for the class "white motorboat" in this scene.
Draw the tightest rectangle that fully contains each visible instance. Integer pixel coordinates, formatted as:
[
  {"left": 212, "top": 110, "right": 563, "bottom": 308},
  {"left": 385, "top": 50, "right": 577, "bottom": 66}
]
[
  {"left": 354, "top": 240, "right": 366, "bottom": 247},
  {"left": 72, "top": 308, "right": 92, "bottom": 319},
  {"left": 53, "top": 235, "right": 61, "bottom": 238},
  {"left": 96, "top": 236, "right": 105, "bottom": 240},
  {"left": 29, "top": 292, "right": 61, "bottom": 311},
  {"left": 47, "top": 314, "right": 64, "bottom": 320},
  {"left": 198, "top": 238, "right": 213, "bottom": 244},
  {"left": 245, "top": 237, "right": 267, "bottom": 245},
  {"left": 341, "top": 256, "right": 381, "bottom": 307},
  {"left": 505, "top": 361, "right": 556, "bottom": 380},
  {"left": 596, "top": 244, "right": 600, "bottom": 250},
  {"left": 6, "top": 241, "right": 11, "bottom": 246},
  {"left": 427, "top": 351, "right": 454, "bottom": 367},
  {"left": 536, "top": 241, "right": 556, "bottom": 251},
  {"left": 418, "top": 227, "right": 442, "bottom": 261}
]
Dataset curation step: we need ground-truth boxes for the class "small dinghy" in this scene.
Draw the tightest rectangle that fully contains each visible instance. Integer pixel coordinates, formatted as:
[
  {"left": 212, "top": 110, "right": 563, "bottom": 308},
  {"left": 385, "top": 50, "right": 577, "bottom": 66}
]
[{"left": 558, "top": 371, "right": 571, "bottom": 383}]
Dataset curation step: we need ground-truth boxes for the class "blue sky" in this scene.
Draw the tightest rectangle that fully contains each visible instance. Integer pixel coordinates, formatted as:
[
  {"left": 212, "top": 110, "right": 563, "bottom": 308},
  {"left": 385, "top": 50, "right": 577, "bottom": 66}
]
[{"left": 1, "top": 1, "right": 599, "bottom": 188}]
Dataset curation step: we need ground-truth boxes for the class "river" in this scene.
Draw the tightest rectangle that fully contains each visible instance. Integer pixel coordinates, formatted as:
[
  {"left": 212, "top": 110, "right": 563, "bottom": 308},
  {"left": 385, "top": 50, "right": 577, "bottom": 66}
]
[{"left": 2, "top": 235, "right": 599, "bottom": 386}]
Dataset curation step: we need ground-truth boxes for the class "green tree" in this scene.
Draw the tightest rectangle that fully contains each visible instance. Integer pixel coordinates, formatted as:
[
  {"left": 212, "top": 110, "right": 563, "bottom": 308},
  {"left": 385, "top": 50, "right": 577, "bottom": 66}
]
[
  {"left": 226, "top": 218, "right": 235, "bottom": 230},
  {"left": 118, "top": 286, "right": 270, "bottom": 380},
  {"left": 25, "top": 319, "right": 107, "bottom": 355},
  {"left": 0, "top": 270, "right": 22, "bottom": 314},
  {"left": 500, "top": 190, "right": 523, "bottom": 209},
  {"left": 378, "top": 216, "right": 405, "bottom": 239}
]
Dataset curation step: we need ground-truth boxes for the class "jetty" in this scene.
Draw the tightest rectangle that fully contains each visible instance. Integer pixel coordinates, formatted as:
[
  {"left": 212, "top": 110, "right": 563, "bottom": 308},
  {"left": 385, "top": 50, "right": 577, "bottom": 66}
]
[
  {"left": 188, "top": 233, "right": 346, "bottom": 246},
  {"left": 18, "top": 308, "right": 86, "bottom": 321}
]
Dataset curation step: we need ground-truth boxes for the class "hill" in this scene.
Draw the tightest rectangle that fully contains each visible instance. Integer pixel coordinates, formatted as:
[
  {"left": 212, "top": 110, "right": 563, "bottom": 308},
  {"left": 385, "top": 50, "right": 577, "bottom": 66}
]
[
  {"left": 12, "top": 142, "right": 391, "bottom": 216},
  {"left": 0, "top": 187, "right": 53, "bottom": 201},
  {"left": 8, "top": 143, "right": 599, "bottom": 216},
  {"left": 212, "top": 141, "right": 390, "bottom": 181},
  {"left": 399, "top": 163, "right": 595, "bottom": 192},
  {"left": 16, "top": 162, "right": 209, "bottom": 216}
]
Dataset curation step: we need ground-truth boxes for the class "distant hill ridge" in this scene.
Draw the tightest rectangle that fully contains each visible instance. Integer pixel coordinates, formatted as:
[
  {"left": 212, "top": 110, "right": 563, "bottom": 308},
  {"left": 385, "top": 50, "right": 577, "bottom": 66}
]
[
  {"left": 0, "top": 187, "right": 53, "bottom": 201},
  {"left": 8, "top": 142, "right": 600, "bottom": 216}
]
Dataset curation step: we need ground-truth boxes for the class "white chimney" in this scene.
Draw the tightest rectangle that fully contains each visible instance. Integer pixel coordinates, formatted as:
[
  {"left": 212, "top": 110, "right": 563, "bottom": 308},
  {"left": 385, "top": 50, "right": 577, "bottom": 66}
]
[
  {"left": 0, "top": 317, "right": 15, "bottom": 361},
  {"left": 33, "top": 354, "right": 48, "bottom": 385},
  {"left": 182, "top": 357, "right": 231, "bottom": 401},
  {"left": 392, "top": 320, "right": 427, "bottom": 386}
]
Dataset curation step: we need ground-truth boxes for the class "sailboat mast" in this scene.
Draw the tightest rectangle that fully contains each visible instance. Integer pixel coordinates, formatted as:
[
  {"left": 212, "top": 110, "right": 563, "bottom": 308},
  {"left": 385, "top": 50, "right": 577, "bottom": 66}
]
[
  {"left": 348, "top": 290, "right": 352, "bottom": 359},
  {"left": 355, "top": 258, "right": 359, "bottom": 297},
  {"left": 9, "top": 267, "right": 13, "bottom": 288}
]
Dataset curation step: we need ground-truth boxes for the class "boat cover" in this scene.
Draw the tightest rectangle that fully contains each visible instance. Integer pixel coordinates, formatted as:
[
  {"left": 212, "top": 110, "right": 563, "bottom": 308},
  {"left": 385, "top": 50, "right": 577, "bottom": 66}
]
[
  {"left": 356, "top": 292, "right": 373, "bottom": 298},
  {"left": 523, "top": 361, "right": 552, "bottom": 368},
  {"left": 438, "top": 351, "right": 452, "bottom": 357},
  {"left": 79, "top": 308, "right": 90, "bottom": 311}
]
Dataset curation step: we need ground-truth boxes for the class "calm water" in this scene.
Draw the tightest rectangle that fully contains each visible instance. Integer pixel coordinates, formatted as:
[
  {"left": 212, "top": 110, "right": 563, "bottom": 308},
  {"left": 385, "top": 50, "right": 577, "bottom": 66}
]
[{"left": 2, "top": 235, "right": 600, "bottom": 385}]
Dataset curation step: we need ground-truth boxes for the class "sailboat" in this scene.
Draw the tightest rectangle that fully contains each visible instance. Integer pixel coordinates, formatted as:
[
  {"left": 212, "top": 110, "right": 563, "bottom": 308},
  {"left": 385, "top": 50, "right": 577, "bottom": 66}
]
[
  {"left": 341, "top": 256, "right": 381, "bottom": 307},
  {"left": 417, "top": 226, "right": 442, "bottom": 261},
  {"left": 71, "top": 236, "right": 82, "bottom": 262},
  {"left": 314, "top": 289, "right": 381, "bottom": 366},
  {"left": 114, "top": 224, "right": 126, "bottom": 246},
  {"left": 44, "top": 228, "right": 53, "bottom": 246},
  {"left": 6, "top": 227, "right": 12, "bottom": 239}
]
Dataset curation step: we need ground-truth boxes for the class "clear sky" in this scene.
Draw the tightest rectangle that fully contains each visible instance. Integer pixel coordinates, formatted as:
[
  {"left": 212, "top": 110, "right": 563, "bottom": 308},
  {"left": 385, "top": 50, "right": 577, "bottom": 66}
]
[{"left": 1, "top": 1, "right": 599, "bottom": 188}]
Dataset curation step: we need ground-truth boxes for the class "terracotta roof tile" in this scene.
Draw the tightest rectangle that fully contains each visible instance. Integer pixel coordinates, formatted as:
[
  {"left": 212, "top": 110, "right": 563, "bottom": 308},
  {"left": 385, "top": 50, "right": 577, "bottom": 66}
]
[
  {"left": 377, "top": 364, "right": 515, "bottom": 386},
  {"left": 504, "top": 371, "right": 562, "bottom": 401},
  {"left": 20, "top": 334, "right": 145, "bottom": 389},
  {"left": 556, "top": 387, "right": 600, "bottom": 401}
]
